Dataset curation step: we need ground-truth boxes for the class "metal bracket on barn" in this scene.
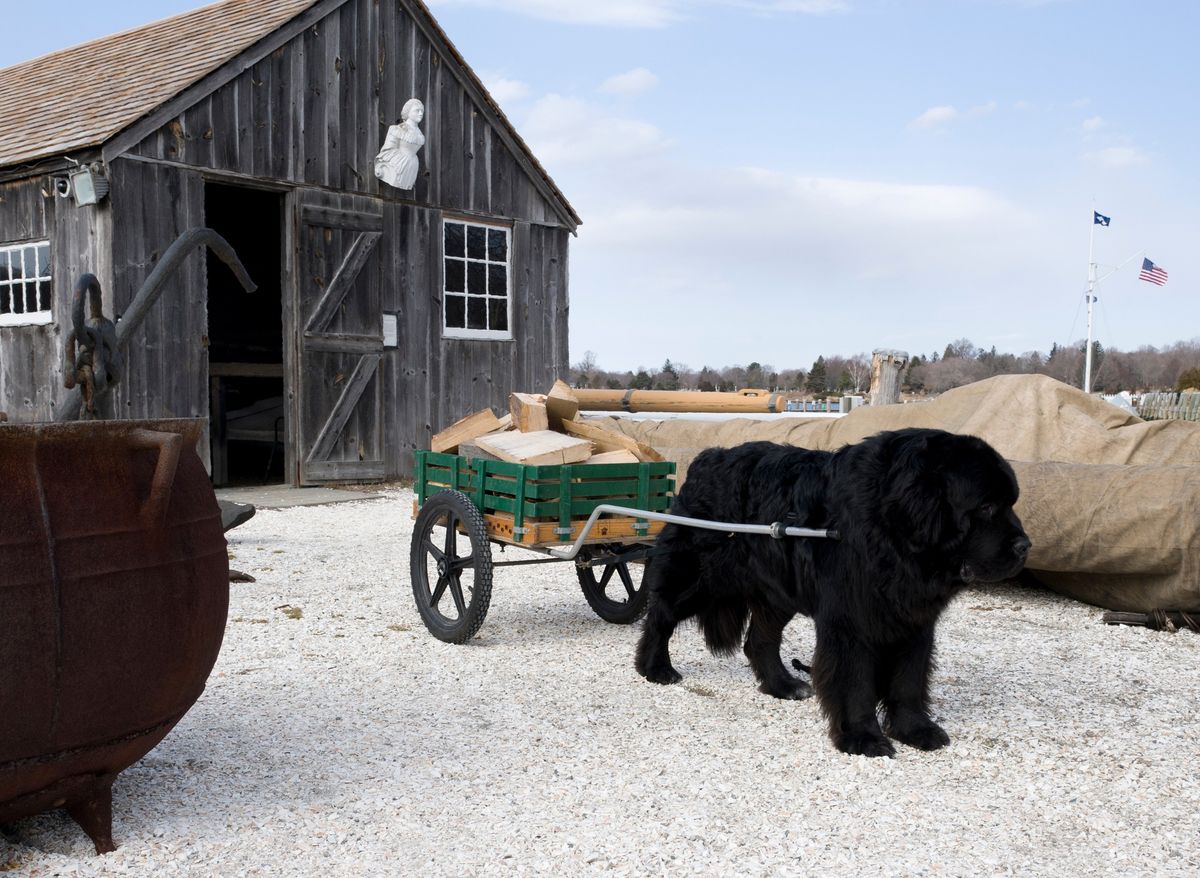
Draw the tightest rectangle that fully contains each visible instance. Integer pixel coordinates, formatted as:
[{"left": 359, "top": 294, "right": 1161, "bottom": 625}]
[
  {"left": 542, "top": 505, "right": 840, "bottom": 562},
  {"left": 55, "top": 228, "right": 256, "bottom": 422}
]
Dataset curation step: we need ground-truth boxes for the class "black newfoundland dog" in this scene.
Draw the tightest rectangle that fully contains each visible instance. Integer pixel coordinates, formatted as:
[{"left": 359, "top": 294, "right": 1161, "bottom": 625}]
[{"left": 635, "top": 428, "right": 1030, "bottom": 758}]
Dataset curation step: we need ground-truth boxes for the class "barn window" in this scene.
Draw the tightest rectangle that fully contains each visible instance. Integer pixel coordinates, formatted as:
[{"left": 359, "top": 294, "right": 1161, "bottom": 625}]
[
  {"left": 442, "top": 219, "right": 511, "bottom": 340},
  {"left": 0, "top": 241, "right": 53, "bottom": 327}
]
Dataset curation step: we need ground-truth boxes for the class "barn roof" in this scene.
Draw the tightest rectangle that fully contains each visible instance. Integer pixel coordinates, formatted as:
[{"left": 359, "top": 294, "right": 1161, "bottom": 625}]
[
  {"left": 0, "top": 0, "right": 317, "bottom": 168},
  {"left": 0, "top": 0, "right": 579, "bottom": 228}
]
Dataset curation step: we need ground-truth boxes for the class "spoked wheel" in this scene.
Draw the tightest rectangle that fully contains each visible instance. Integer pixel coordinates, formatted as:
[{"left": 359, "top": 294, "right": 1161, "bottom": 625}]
[
  {"left": 410, "top": 490, "right": 493, "bottom": 643},
  {"left": 576, "top": 546, "right": 649, "bottom": 624}
]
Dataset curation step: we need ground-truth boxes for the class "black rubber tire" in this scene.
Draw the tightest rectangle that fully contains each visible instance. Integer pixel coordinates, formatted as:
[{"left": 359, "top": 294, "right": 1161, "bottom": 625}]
[
  {"left": 410, "top": 490, "right": 493, "bottom": 643},
  {"left": 576, "top": 548, "right": 649, "bottom": 624}
]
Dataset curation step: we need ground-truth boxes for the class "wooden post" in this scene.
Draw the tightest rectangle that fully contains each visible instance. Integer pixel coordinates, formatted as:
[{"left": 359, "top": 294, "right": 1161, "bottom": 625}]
[
  {"left": 572, "top": 388, "right": 786, "bottom": 414},
  {"left": 869, "top": 350, "right": 909, "bottom": 407}
]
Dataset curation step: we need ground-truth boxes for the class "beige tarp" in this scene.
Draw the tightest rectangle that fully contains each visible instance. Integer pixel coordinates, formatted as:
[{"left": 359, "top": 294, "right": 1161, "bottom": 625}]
[{"left": 590, "top": 374, "right": 1200, "bottom": 612}]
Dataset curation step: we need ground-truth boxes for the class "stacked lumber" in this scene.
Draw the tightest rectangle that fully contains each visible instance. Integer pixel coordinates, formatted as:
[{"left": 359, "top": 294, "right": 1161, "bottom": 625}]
[{"left": 430, "top": 379, "right": 665, "bottom": 466}]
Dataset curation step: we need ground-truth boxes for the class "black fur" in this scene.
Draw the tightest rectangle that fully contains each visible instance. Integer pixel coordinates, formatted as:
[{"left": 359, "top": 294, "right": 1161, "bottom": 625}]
[{"left": 635, "top": 428, "right": 1030, "bottom": 757}]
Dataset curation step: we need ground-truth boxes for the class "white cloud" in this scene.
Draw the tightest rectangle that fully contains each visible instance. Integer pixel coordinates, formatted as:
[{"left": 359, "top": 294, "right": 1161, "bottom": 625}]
[
  {"left": 1082, "top": 115, "right": 1104, "bottom": 131},
  {"left": 521, "top": 94, "right": 672, "bottom": 166},
  {"left": 598, "top": 68, "right": 660, "bottom": 96},
  {"left": 428, "top": 0, "right": 846, "bottom": 27},
  {"left": 482, "top": 73, "right": 530, "bottom": 104},
  {"left": 910, "top": 101, "right": 996, "bottom": 130},
  {"left": 565, "top": 155, "right": 1048, "bottom": 368},
  {"left": 910, "top": 105, "right": 958, "bottom": 129},
  {"left": 1086, "top": 146, "right": 1148, "bottom": 168}
]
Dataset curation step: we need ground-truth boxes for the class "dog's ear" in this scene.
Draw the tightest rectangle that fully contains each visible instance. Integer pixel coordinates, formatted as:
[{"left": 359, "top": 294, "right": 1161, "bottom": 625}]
[{"left": 880, "top": 432, "right": 956, "bottom": 552}]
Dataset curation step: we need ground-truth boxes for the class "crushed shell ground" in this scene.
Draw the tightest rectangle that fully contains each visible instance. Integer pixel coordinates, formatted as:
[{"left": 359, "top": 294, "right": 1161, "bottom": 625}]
[{"left": 3, "top": 487, "right": 1198, "bottom": 877}]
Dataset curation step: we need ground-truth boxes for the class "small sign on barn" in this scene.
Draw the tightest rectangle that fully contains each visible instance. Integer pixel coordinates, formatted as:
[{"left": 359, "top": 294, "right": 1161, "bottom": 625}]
[{"left": 0, "top": 0, "right": 578, "bottom": 486}]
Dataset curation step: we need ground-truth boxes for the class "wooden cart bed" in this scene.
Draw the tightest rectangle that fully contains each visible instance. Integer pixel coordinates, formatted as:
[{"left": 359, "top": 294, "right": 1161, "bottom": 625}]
[{"left": 413, "top": 450, "right": 675, "bottom": 548}]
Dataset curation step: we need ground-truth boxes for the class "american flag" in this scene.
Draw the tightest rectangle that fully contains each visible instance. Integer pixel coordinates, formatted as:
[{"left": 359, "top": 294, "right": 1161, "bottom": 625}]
[{"left": 1138, "top": 257, "right": 1169, "bottom": 286}]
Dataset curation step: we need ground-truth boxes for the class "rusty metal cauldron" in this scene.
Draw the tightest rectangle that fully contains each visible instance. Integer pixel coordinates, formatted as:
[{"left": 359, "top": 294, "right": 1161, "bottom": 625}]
[{"left": 0, "top": 419, "right": 229, "bottom": 853}]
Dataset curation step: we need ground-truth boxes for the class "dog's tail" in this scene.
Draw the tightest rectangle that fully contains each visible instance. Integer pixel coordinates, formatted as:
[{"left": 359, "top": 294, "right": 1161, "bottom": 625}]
[{"left": 698, "top": 600, "right": 749, "bottom": 656}]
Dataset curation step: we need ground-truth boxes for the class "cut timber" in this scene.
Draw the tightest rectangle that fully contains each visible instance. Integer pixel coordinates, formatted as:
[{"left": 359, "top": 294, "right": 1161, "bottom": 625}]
[
  {"left": 510, "top": 393, "right": 549, "bottom": 432},
  {"left": 474, "top": 430, "right": 593, "bottom": 466},
  {"left": 545, "top": 379, "right": 579, "bottom": 430},
  {"left": 561, "top": 418, "right": 665, "bottom": 462},
  {"left": 431, "top": 408, "right": 502, "bottom": 454},
  {"left": 582, "top": 449, "right": 640, "bottom": 465},
  {"left": 496, "top": 413, "right": 514, "bottom": 431},
  {"left": 573, "top": 388, "right": 788, "bottom": 414},
  {"left": 456, "top": 439, "right": 502, "bottom": 463}
]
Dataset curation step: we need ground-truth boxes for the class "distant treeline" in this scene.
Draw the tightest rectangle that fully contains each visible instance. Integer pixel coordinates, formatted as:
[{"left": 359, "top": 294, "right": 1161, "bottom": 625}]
[{"left": 572, "top": 338, "right": 1200, "bottom": 396}]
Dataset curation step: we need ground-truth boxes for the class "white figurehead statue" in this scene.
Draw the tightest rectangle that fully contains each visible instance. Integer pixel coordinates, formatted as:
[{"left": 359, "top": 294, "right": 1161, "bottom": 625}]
[{"left": 374, "top": 98, "right": 425, "bottom": 190}]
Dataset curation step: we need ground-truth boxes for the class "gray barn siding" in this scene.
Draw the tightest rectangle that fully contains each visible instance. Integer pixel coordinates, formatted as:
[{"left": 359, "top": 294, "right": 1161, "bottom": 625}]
[
  {"left": 126, "top": 0, "right": 560, "bottom": 227},
  {"left": 106, "top": 160, "right": 208, "bottom": 424},
  {"left": 379, "top": 206, "right": 569, "bottom": 476},
  {"left": 0, "top": 178, "right": 114, "bottom": 422},
  {"left": 0, "top": 179, "right": 56, "bottom": 420}
]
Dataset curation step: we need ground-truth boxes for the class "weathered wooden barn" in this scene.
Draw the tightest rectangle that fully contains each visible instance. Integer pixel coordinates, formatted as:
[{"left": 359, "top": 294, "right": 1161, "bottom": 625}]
[{"left": 0, "top": 0, "right": 577, "bottom": 484}]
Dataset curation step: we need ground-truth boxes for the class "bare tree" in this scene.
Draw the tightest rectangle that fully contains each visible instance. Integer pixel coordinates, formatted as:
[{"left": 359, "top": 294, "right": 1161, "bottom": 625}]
[{"left": 571, "top": 350, "right": 599, "bottom": 388}]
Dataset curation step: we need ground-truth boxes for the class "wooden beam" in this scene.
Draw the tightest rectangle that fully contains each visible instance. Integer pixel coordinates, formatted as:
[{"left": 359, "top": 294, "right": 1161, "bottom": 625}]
[
  {"left": 509, "top": 392, "right": 548, "bottom": 432},
  {"left": 573, "top": 388, "right": 788, "bottom": 414},
  {"left": 581, "top": 449, "right": 639, "bottom": 465},
  {"left": 304, "top": 231, "right": 383, "bottom": 334},
  {"left": 545, "top": 379, "right": 578, "bottom": 431},
  {"left": 431, "top": 408, "right": 503, "bottom": 454},
  {"left": 304, "top": 354, "right": 381, "bottom": 464},
  {"left": 560, "top": 418, "right": 664, "bottom": 462},
  {"left": 474, "top": 430, "right": 592, "bottom": 466}
]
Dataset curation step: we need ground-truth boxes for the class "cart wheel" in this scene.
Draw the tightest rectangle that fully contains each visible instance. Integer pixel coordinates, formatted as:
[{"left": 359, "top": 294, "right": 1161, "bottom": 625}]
[
  {"left": 410, "top": 490, "right": 493, "bottom": 643},
  {"left": 576, "top": 549, "right": 648, "bottom": 624}
]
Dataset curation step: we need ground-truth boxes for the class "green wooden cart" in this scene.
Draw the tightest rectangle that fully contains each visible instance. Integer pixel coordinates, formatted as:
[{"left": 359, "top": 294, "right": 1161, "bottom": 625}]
[{"left": 410, "top": 450, "right": 676, "bottom": 642}]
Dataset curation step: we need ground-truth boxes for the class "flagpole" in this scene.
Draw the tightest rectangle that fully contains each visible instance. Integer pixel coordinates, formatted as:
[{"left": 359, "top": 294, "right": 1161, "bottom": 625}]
[{"left": 1084, "top": 210, "right": 1096, "bottom": 393}]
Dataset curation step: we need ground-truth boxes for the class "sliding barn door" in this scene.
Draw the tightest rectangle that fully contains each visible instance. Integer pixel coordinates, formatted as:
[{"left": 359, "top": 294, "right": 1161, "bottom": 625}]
[{"left": 294, "top": 193, "right": 385, "bottom": 484}]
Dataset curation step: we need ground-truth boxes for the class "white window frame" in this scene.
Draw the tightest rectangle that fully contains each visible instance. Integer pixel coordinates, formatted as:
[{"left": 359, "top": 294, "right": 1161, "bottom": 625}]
[
  {"left": 0, "top": 240, "right": 53, "bottom": 327},
  {"left": 441, "top": 218, "right": 513, "bottom": 341}
]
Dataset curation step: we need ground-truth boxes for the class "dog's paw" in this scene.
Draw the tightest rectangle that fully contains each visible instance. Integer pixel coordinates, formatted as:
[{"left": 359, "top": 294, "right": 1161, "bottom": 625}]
[
  {"left": 638, "top": 663, "right": 683, "bottom": 685},
  {"left": 759, "top": 677, "right": 814, "bottom": 700},
  {"left": 836, "top": 732, "right": 896, "bottom": 758},
  {"left": 888, "top": 720, "right": 950, "bottom": 752}
]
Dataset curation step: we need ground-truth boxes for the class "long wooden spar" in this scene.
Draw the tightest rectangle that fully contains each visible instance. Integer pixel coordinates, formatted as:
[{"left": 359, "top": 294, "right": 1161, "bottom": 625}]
[{"left": 572, "top": 388, "right": 790, "bottom": 414}]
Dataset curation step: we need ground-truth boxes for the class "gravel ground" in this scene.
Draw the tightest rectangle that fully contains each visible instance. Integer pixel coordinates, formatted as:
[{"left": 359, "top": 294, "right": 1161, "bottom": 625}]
[{"left": 4, "top": 487, "right": 1199, "bottom": 877}]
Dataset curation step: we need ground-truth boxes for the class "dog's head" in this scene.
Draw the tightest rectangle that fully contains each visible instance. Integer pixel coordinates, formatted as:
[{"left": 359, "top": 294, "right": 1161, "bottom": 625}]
[{"left": 876, "top": 428, "right": 1030, "bottom": 583}]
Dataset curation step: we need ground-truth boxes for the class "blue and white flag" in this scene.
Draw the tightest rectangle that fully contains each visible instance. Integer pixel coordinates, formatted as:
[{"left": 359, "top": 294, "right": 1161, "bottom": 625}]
[{"left": 1093, "top": 211, "right": 1111, "bottom": 226}]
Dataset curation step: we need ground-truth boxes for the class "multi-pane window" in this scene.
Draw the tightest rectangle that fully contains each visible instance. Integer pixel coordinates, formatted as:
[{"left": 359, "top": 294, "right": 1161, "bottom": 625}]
[
  {"left": 442, "top": 219, "right": 511, "bottom": 340},
  {"left": 0, "top": 241, "right": 53, "bottom": 327}
]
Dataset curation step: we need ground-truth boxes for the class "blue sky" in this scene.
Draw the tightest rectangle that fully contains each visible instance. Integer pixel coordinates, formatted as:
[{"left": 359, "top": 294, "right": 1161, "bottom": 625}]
[{"left": 5, "top": 0, "right": 1196, "bottom": 373}]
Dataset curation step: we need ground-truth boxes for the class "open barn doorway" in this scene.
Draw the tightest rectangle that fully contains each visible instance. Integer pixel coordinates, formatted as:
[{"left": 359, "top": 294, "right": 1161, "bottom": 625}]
[{"left": 205, "top": 182, "right": 286, "bottom": 486}]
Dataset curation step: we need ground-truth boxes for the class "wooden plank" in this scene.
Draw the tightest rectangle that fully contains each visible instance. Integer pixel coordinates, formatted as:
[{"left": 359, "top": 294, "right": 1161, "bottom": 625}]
[
  {"left": 431, "top": 408, "right": 502, "bottom": 453},
  {"left": 573, "top": 388, "right": 787, "bottom": 414},
  {"left": 495, "top": 413, "right": 514, "bottom": 430},
  {"left": 482, "top": 512, "right": 664, "bottom": 547},
  {"left": 474, "top": 430, "right": 591, "bottom": 466},
  {"left": 305, "top": 353, "right": 382, "bottom": 463},
  {"left": 560, "top": 419, "right": 665, "bottom": 463},
  {"left": 302, "top": 334, "right": 383, "bottom": 353},
  {"left": 545, "top": 378, "right": 578, "bottom": 431},
  {"left": 582, "top": 449, "right": 639, "bottom": 465},
  {"left": 304, "top": 230, "right": 383, "bottom": 332},
  {"left": 306, "top": 459, "right": 386, "bottom": 481},
  {"left": 456, "top": 438, "right": 502, "bottom": 463},
  {"left": 300, "top": 204, "right": 384, "bottom": 231},
  {"left": 509, "top": 392, "right": 548, "bottom": 432}
]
